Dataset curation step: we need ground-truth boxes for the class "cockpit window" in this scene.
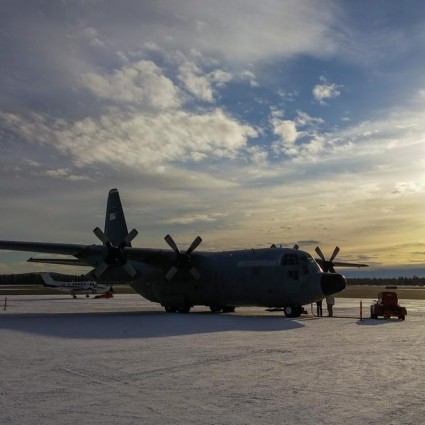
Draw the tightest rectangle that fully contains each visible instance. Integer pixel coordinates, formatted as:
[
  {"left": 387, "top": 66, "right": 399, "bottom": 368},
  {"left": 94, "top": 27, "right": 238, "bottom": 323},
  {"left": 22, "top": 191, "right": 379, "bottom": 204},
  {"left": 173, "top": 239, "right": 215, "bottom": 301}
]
[
  {"left": 281, "top": 254, "right": 299, "bottom": 266},
  {"left": 300, "top": 254, "right": 321, "bottom": 271},
  {"left": 299, "top": 256, "right": 309, "bottom": 274}
]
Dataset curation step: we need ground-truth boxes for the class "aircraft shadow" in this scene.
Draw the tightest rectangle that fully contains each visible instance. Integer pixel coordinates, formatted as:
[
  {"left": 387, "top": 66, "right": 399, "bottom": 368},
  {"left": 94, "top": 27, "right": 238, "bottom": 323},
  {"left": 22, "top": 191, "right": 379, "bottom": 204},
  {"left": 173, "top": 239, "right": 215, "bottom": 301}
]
[{"left": 0, "top": 311, "right": 304, "bottom": 339}]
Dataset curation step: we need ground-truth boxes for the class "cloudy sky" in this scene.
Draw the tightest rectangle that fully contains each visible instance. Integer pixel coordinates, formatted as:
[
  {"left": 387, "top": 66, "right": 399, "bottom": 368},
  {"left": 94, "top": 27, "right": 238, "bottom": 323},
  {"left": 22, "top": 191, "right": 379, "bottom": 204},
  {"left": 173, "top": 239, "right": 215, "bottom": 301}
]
[{"left": 1, "top": 0, "right": 425, "bottom": 277}]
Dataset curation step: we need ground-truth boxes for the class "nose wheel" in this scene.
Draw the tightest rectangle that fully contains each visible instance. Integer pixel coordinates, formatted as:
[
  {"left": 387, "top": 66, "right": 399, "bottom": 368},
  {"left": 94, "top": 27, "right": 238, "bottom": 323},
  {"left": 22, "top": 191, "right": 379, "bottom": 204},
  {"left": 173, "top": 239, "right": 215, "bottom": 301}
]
[{"left": 284, "top": 305, "right": 302, "bottom": 318}]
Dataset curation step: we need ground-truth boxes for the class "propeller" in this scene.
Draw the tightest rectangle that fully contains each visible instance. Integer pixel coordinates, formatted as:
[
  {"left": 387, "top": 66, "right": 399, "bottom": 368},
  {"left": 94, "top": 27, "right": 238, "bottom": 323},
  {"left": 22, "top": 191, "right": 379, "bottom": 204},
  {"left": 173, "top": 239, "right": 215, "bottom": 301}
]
[
  {"left": 315, "top": 246, "right": 340, "bottom": 273},
  {"left": 164, "top": 234, "right": 202, "bottom": 281},
  {"left": 92, "top": 227, "right": 138, "bottom": 278}
]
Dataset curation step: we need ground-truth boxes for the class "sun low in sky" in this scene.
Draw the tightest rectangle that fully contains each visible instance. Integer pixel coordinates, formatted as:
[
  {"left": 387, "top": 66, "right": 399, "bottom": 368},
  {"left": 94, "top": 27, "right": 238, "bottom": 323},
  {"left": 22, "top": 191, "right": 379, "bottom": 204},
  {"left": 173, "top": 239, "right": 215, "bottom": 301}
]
[{"left": 1, "top": 0, "right": 425, "bottom": 277}]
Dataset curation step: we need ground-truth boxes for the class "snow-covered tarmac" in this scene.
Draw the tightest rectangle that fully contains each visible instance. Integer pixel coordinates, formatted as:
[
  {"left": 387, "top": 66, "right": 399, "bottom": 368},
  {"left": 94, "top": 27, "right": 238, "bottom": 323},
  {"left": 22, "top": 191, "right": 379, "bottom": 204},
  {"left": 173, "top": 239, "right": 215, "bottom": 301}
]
[{"left": 1, "top": 295, "right": 425, "bottom": 425}]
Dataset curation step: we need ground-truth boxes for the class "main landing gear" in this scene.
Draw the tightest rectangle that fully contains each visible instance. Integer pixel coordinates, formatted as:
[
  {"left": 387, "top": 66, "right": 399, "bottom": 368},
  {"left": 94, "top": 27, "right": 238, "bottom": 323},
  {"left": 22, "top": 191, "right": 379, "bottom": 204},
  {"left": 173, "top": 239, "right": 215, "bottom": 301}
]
[
  {"left": 209, "top": 306, "right": 236, "bottom": 313},
  {"left": 164, "top": 304, "right": 191, "bottom": 313},
  {"left": 164, "top": 305, "right": 237, "bottom": 313},
  {"left": 164, "top": 304, "right": 301, "bottom": 316}
]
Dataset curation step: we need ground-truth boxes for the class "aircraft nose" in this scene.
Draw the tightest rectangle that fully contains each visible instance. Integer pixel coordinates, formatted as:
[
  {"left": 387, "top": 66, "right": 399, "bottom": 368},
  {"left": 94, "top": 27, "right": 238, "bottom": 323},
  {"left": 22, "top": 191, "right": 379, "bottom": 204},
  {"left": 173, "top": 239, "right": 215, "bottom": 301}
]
[{"left": 320, "top": 273, "right": 346, "bottom": 296}]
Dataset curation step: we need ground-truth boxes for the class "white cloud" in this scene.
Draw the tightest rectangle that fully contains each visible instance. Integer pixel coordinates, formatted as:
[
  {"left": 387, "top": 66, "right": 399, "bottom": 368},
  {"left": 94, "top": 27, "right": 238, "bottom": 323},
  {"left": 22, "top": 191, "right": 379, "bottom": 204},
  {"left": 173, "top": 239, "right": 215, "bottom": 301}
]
[
  {"left": 168, "top": 0, "right": 340, "bottom": 62},
  {"left": 272, "top": 119, "right": 299, "bottom": 144},
  {"left": 81, "top": 26, "right": 104, "bottom": 48},
  {"left": 177, "top": 62, "right": 214, "bottom": 102},
  {"left": 312, "top": 79, "right": 342, "bottom": 104},
  {"left": 392, "top": 181, "right": 425, "bottom": 196},
  {"left": 83, "top": 60, "right": 182, "bottom": 109},
  {"left": 241, "top": 70, "right": 258, "bottom": 87},
  {"left": 249, "top": 146, "right": 268, "bottom": 166},
  {"left": 209, "top": 69, "right": 233, "bottom": 87},
  {"left": 44, "top": 169, "right": 87, "bottom": 181},
  {"left": 270, "top": 110, "right": 326, "bottom": 160},
  {"left": 177, "top": 60, "right": 232, "bottom": 102},
  {"left": 1, "top": 109, "right": 258, "bottom": 169},
  {"left": 164, "top": 212, "right": 226, "bottom": 225}
]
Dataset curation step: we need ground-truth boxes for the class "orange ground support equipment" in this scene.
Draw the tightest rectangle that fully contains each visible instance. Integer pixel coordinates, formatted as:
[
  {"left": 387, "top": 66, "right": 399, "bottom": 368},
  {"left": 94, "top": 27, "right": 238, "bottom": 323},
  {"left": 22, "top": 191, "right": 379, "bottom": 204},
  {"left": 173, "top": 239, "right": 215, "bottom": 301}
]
[
  {"left": 370, "top": 291, "right": 407, "bottom": 320},
  {"left": 94, "top": 291, "right": 114, "bottom": 299}
]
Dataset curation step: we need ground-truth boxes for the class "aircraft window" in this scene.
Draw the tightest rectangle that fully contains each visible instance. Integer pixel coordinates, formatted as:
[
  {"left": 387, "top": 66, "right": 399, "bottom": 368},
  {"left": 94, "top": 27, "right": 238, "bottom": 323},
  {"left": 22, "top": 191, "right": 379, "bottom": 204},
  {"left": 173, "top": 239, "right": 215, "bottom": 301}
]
[
  {"left": 301, "top": 254, "right": 321, "bottom": 271},
  {"left": 299, "top": 256, "right": 309, "bottom": 274},
  {"left": 281, "top": 254, "right": 299, "bottom": 266}
]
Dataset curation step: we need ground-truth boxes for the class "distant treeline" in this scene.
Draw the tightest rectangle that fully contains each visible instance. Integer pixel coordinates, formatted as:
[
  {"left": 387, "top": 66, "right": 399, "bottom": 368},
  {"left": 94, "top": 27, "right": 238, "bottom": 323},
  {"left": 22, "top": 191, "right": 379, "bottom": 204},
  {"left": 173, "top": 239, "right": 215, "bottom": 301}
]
[
  {"left": 0, "top": 273, "right": 89, "bottom": 285},
  {"left": 347, "top": 276, "right": 425, "bottom": 286}
]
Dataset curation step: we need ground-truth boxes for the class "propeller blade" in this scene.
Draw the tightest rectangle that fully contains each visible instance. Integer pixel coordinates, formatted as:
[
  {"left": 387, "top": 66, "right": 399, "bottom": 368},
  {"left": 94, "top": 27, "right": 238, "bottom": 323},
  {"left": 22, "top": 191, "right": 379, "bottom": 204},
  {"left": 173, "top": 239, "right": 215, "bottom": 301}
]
[
  {"left": 92, "top": 226, "right": 140, "bottom": 279},
  {"left": 93, "top": 262, "right": 109, "bottom": 278},
  {"left": 164, "top": 234, "right": 180, "bottom": 254},
  {"left": 315, "top": 246, "right": 326, "bottom": 262},
  {"left": 316, "top": 246, "right": 341, "bottom": 273},
  {"left": 93, "top": 227, "right": 109, "bottom": 245},
  {"left": 121, "top": 228, "right": 138, "bottom": 247},
  {"left": 165, "top": 266, "right": 179, "bottom": 282},
  {"left": 164, "top": 235, "right": 202, "bottom": 281},
  {"left": 186, "top": 236, "right": 202, "bottom": 256},
  {"left": 190, "top": 267, "right": 201, "bottom": 281},
  {"left": 330, "top": 246, "right": 340, "bottom": 262},
  {"left": 122, "top": 261, "right": 137, "bottom": 278}
]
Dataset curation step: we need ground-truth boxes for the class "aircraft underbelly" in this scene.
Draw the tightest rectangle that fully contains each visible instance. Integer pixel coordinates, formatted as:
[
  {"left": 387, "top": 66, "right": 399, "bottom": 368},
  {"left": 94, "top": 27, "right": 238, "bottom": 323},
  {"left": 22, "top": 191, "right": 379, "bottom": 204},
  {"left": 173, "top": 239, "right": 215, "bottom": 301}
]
[
  {"left": 216, "top": 267, "right": 290, "bottom": 306},
  {"left": 129, "top": 270, "right": 220, "bottom": 306}
]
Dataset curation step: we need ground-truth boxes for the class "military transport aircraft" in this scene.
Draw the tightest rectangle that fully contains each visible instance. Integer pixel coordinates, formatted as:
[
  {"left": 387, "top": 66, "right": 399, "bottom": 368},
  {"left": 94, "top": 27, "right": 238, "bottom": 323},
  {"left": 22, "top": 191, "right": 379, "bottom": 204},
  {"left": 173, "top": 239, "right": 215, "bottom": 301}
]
[
  {"left": 0, "top": 189, "right": 367, "bottom": 317},
  {"left": 39, "top": 272, "right": 111, "bottom": 299}
]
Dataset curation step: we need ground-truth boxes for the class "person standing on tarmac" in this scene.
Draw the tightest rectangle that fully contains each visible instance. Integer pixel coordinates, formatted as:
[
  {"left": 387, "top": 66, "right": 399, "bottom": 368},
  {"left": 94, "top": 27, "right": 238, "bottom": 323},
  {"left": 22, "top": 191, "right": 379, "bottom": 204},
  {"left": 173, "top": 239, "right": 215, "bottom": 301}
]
[
  {"left": 326, "top": 295, "right": 335, "bottom": 317},
  {"left": 316, "top": 299, "right": 323, "bottom": 317}
]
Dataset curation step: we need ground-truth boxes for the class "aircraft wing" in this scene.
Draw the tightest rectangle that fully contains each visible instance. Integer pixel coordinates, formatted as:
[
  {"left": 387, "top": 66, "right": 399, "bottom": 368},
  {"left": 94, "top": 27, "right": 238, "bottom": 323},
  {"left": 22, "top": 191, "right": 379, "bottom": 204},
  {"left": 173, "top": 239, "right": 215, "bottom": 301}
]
[
  {"left": 0, "top": 241, "right": 181, "bottom": 270},
  {"left": 0, "top": 240, "right": 202, "bottom": 280},
  {"left": 27, "top": 258, "right": 89, "bottom": 266},
  {"left": 0, "top": 241, "right": 89, "bottom": 255},
  {"left": 331, "top": 261, "right": 368, "bottom": 268},
  {"left": 0, "top": 240, "right": 106, "bottom": 268},
  {"left": 316, "top": 259, "right": 368, "bottom": 269}
]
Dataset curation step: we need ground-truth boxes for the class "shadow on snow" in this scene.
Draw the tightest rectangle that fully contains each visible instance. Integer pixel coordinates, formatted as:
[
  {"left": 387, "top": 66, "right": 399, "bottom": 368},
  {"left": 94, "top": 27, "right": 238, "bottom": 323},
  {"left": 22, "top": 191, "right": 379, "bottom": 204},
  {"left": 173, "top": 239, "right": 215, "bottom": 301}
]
[{"left": 0, "top": 310, "right": 305, "bottom": 339}]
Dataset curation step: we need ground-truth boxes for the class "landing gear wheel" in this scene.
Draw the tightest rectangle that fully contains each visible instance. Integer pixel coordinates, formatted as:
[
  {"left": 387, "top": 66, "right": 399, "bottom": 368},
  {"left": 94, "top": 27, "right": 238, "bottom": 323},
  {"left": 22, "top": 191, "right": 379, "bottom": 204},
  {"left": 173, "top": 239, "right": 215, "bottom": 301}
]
[
  {"left": 209, "top": 306, "right": 222, "bottom": 313},
  {"left": 222, "top": 306, "right": 236, "bottom": 313},
  {"left": 165, "top": 306, "right": 177, "bottom": 313},
  {"left": 178, "top": 305, "right": 191, "bottom": 313},
  {"left": 284, "top": 305, "right": 302, "bottom": 318}
]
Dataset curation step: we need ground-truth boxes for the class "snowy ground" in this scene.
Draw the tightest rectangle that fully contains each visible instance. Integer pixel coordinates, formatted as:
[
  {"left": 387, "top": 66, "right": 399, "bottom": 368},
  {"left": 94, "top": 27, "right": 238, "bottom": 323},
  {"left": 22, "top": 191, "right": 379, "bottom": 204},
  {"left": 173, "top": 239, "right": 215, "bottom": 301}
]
[{"left": 1, "top": 295, "right": 425, "bottom": 425}]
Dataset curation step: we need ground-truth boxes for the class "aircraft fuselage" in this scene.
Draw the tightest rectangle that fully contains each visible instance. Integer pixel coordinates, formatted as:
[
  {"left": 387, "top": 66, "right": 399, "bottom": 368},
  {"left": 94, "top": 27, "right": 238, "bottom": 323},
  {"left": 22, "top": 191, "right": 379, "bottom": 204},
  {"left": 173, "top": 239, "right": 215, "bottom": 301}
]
[{"left": 128, "top": 247, "right": 346, "bottom": 312}]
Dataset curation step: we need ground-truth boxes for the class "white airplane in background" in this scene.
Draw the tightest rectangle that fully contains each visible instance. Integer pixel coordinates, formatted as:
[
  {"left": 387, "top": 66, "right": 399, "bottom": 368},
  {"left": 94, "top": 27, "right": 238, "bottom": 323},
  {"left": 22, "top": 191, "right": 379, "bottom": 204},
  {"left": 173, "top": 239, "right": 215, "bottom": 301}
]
[{"left": 40, "top": 272, "right": 111, "bottom": 299}]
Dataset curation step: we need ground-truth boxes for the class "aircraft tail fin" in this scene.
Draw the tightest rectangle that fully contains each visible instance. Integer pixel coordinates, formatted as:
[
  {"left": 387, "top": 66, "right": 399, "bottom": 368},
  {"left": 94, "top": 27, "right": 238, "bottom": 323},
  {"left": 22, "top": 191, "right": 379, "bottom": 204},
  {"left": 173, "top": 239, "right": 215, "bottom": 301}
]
[
  {"left": 104, "top": 188, "right": 130, "bottom": 246},
  {"left": 39, "top": 272, "right": 57, "bottom": 287}
]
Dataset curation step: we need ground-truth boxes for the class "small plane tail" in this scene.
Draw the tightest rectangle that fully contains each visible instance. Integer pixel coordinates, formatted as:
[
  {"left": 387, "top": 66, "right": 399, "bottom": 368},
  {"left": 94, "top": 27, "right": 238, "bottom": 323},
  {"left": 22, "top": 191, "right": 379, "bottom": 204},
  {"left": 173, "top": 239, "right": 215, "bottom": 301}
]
[
  {"left": 39, "top": 272, "right": 57, "bottom": 287},
  {"left": 104, "top": 188, "right": 130, "bottom": 246}
]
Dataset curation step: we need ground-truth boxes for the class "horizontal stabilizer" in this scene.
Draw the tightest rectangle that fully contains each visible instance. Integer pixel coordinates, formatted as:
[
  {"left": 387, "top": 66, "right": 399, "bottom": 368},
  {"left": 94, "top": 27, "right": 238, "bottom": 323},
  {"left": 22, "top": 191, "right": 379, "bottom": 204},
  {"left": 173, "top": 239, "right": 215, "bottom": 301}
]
[{"left": 28, "top": 258, "right": 88, "bottom": 266}]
